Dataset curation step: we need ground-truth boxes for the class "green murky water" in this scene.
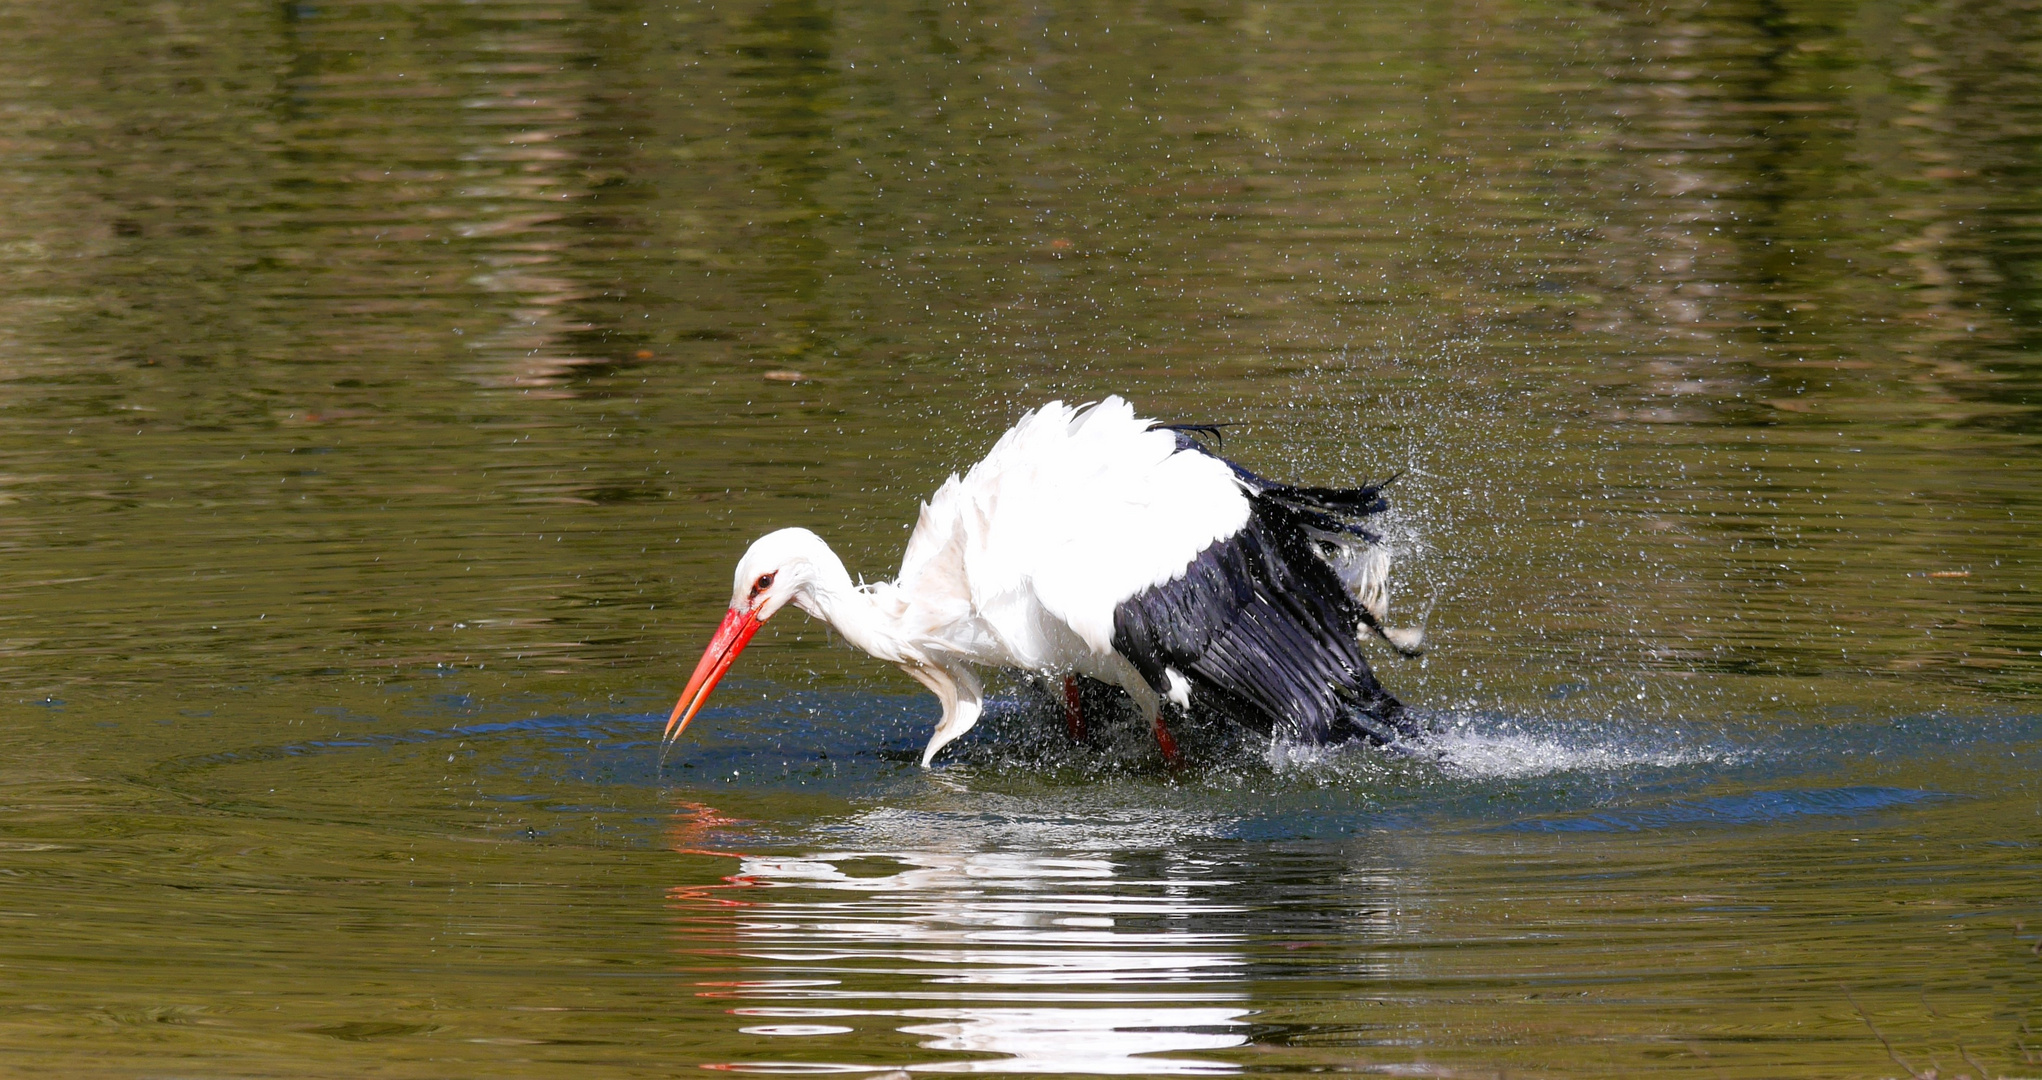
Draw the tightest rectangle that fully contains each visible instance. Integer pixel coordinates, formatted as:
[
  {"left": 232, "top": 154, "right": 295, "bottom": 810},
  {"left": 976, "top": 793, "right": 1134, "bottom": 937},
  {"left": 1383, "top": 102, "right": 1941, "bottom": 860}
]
[{"left": 2, "top": 0, "right": 2039, "bottom": 1075}]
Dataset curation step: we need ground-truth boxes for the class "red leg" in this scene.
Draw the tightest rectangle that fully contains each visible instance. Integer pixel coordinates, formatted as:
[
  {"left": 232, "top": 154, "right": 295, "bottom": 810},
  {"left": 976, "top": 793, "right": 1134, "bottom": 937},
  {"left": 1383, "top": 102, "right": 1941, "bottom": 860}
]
[
  {"left": 1062, "top": 676, "right": 1086, "bottom": 742},
  {"left": 1151, "top": 709, "right": 1181, "bottom": 767}
]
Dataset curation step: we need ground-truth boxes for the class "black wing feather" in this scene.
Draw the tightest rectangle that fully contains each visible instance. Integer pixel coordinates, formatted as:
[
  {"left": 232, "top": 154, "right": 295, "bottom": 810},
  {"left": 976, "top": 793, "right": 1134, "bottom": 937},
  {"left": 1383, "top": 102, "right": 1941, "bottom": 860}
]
[{"left": 1110, "top": 497, "right": 1406, "bottom": 746}]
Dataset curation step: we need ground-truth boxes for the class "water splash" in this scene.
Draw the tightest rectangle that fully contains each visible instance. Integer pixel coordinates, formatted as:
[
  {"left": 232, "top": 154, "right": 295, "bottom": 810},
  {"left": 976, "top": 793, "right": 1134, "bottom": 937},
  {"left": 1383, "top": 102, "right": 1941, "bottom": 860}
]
[
  {"left": 1413, "top": 725, "right": 1720, "bottom": 781},
  {"left": 1258, "top": 711, "right": 1733, "bottom": 783}
]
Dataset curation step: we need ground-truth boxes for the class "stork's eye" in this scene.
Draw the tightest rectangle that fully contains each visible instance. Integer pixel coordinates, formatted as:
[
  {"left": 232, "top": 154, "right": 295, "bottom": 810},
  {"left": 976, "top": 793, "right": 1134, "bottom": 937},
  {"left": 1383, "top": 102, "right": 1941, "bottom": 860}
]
[{"left": 752, "top": 572, "right": 776, "bottom": 594}]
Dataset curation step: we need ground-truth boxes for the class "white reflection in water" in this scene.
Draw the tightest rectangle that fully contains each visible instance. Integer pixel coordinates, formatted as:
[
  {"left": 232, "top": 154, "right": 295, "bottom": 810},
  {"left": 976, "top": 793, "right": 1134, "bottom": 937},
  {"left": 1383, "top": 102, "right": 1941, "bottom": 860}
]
[
  {"left": 697, "top": 850, "right": 1250, "bottom": 1074},
  {"left": 896, "top": 1007, "right": 1247, "bottom": 1074}
]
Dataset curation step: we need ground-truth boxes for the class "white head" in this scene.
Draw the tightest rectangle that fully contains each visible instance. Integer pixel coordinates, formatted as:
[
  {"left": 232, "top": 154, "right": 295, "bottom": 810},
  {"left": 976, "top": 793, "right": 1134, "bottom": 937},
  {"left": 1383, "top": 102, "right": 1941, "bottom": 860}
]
[
  {"left": 665, "top": 527, "right": 849, "bottom": 744},
  {"left": 726, "top": 526, "right": 840, "bottom": 623}
]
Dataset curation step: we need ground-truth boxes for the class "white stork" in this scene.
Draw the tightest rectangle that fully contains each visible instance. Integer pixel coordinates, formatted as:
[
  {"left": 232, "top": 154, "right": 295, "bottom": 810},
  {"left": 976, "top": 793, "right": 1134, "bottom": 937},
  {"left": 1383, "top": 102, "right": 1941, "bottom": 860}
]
[{"left": 665, "top": 397, "right": 1426, "bottom": 767}]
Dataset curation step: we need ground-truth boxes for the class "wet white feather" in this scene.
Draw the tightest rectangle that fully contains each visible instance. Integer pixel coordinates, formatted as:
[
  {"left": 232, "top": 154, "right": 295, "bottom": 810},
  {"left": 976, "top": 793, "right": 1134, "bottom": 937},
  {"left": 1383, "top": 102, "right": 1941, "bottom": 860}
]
[
  {"left": 1314, "top": 529, "right": 1426, "bottom": 657},
  {"left": 895, "top": 397, "right": 1249, "bottom": 667}
]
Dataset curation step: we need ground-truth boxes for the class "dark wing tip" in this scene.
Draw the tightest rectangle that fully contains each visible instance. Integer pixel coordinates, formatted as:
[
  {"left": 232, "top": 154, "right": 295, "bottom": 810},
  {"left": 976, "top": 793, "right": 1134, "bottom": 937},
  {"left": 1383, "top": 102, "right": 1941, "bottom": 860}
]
[
  {"left": 1150, "top": 420, "right": 1397, "bottom": 519},
  {"left": 1147, "top": 421, "right": 1232, "bottom": 450}
]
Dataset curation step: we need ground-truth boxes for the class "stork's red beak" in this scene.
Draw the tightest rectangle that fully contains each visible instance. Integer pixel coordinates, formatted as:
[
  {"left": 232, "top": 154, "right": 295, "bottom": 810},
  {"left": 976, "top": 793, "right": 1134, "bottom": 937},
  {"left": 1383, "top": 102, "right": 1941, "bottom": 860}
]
[{"left": 665, "top": 607, "right": 763, "bottom": 745}]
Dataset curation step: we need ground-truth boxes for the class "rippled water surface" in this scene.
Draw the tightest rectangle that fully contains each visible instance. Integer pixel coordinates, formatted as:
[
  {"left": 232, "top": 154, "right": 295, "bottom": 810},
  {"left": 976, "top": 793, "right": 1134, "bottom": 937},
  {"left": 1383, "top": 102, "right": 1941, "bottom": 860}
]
[{"left": 2, "top": 0, "right": 2040, "bottom": 1076}]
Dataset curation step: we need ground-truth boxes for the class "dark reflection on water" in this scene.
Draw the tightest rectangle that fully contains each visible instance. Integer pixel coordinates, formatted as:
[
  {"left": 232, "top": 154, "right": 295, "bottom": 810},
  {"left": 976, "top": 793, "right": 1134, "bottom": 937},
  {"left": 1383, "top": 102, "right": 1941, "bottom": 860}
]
[{"left": 2, "top": 0, "right": 2042, "bottom": 1075}]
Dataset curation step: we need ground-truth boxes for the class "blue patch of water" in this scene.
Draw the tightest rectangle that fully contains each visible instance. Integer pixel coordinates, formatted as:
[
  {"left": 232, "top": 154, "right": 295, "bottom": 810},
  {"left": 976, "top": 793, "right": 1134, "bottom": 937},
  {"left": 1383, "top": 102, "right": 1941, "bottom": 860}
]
[{"left": 1503, "top": 785, "right": 1957, "bottom": 833}]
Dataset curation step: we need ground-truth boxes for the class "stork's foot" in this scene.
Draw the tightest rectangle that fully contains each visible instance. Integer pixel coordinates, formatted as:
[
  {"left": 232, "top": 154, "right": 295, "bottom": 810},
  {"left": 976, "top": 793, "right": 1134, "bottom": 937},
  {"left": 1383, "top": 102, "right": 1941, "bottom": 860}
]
[
  {"left": 1062, "top": 676, "right": 1087, "bottom": 743},
  {"left": 1151, "top": 709, "right": 1182, "bottom": 768}
]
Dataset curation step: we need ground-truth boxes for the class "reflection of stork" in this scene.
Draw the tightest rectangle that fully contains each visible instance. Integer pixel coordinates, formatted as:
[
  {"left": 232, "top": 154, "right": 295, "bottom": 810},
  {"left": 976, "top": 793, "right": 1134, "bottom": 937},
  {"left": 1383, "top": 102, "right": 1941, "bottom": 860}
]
[
  {"left": 684, "top": 849, "right": 1252, "bottom": 1074},
  {"left": 666, "top": 397, "right": 1425, "bottom": 766}
]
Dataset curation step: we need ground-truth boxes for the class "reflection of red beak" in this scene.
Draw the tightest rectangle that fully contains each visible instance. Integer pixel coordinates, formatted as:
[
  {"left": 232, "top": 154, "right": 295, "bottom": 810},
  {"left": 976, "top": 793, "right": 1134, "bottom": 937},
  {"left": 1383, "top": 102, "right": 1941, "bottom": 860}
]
[{"left": 665, "top": 607, "right": 763, "bottom": 745}]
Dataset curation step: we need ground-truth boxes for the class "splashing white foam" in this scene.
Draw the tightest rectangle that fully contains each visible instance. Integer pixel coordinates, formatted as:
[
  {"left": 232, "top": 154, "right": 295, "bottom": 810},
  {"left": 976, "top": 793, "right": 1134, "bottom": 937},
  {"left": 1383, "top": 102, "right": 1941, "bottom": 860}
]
[
  {"left": 1262, "top": 719, "right": 1722, "bottom": 781},
  {"left": 1416, "top": 727, "right": 1712, "bottom": 780}
]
